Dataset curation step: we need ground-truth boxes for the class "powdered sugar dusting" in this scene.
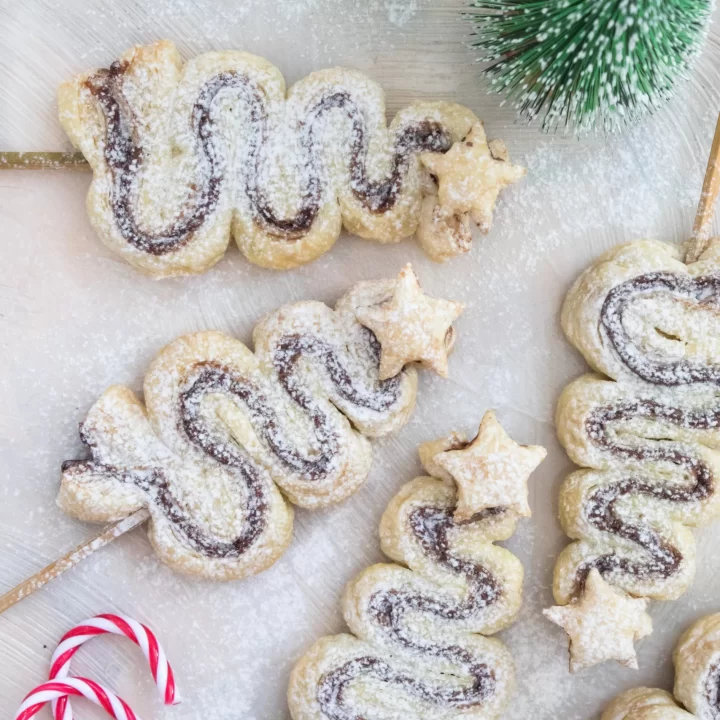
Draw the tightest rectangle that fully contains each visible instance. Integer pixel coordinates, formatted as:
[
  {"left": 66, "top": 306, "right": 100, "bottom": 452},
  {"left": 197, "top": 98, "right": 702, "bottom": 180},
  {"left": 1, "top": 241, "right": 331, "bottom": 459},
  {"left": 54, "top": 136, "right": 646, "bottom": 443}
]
[{"left": 3, "top": 2, "right": 720, "bottom": 719}]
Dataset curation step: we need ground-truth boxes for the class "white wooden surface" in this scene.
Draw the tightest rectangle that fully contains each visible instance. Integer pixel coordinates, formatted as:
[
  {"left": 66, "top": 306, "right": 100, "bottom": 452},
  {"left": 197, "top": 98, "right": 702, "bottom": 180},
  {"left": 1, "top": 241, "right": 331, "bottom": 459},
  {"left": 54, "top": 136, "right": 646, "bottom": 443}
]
[{"left": 1, "top": 1, "right": 720, "bottom": 718}]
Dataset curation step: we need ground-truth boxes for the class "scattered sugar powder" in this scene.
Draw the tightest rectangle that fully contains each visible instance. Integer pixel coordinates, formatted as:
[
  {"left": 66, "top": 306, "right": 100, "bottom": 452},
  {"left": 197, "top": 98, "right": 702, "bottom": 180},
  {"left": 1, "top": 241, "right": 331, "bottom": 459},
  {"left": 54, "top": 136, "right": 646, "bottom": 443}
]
[{"left": 3, "top": 11, "right": 720, "bottom": 719}]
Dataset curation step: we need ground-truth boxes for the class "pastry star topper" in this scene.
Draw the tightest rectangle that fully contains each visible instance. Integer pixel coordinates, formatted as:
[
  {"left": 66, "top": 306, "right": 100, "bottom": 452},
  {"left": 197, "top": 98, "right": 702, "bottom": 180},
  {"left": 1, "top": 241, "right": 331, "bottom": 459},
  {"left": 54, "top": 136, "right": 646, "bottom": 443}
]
[
  {"left": 543, "top": 569, "right": 653, "bottom": 673},
  {"left": 420, "top": 122, "right": 526, "bottom": 234},
  {"left": 429, "top": 410, "right": 546, "bottom": 522},
  {"left": 356, "top": 264, "right": 464, "bottom": 380}
]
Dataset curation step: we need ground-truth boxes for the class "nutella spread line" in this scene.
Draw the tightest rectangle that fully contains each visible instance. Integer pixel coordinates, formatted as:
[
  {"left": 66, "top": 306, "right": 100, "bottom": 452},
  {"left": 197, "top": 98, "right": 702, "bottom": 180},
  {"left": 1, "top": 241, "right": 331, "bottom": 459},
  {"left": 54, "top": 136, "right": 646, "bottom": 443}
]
[
  {"left": 86, "top": 64, "right": 250, "bottom": 255},
  {"left": 316, "top": 505, "right": 503, "bottom": 718},
  {"left": 87, "top": 64, "right": 451, "bottom": 255},
  {"left": 601, "top": 271, "right": 720, "bottom": 386},
  {"left": 703, "top": 662, "right": 720, "bottom": 715},
  {"left": 574, "top": 399, "right": 718, "bottom": 594}
]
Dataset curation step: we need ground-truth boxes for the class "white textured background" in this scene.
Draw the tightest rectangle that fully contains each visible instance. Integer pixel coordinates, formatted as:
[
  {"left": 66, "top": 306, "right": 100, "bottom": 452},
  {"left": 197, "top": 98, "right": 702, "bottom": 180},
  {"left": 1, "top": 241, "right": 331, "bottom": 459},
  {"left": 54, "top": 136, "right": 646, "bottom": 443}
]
[{"left": 1, "top": 1, "right": 720, "bottom": 718}]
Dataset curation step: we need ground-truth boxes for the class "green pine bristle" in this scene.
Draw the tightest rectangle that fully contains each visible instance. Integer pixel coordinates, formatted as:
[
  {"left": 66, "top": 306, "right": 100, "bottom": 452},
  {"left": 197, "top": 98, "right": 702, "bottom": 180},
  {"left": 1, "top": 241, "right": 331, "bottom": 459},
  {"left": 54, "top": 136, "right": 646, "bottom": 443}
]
[{"left": 469, "top": 0, "right": 713, "bottom": 133}]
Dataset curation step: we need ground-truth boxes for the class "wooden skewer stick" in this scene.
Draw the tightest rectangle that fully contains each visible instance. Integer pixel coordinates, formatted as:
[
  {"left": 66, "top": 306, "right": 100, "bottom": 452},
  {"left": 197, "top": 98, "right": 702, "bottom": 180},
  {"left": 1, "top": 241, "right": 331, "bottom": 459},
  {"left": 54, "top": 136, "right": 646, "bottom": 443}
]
[
  {"left": 0, "top": 508, "right": 150, "bottom": 615},
  {"left": 687, "top": 112, "right": 720, "bottom": 263},
  {"left": 0, "top": 151, "right": 88, "bottom": 171}
]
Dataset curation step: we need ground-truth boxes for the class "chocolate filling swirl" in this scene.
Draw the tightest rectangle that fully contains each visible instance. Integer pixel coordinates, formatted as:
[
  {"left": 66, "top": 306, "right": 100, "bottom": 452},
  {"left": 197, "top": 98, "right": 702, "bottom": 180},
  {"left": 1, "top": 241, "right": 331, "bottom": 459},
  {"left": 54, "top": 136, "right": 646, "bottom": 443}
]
[
  {"left": 704, "top": 661, "right": 720, "bottom": 716},
  {"left": 63, "top": 330, "right": 404, "bottom": 559},
  {"left": 316, "top": 506, "right": 505, "bottom": 718},
  {"left": 574, "top": 398, "right": 719, "bottom": 593},
  {"left": 61, "top": 462, "right": 267, "bottom": 558},
  {"left": 86, "top": 61, "right": 451, "bottom": 255},
  {"left": 600, "top": 271, "right": 720, "bottom": 386}
]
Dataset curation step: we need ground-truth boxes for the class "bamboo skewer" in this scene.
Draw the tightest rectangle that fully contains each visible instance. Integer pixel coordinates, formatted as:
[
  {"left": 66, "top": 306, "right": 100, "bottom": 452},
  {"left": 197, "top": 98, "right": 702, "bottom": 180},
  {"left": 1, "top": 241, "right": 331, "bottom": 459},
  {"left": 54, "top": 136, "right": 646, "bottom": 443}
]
[
  {"left": 0, "top": 508, "right": 149, "bottom": 615},
  {"left": 0, "top": 151, "right": 88, "bottom": 171},
  {"left": 686, "top": 112, "right": 720, "bottom": 263}
]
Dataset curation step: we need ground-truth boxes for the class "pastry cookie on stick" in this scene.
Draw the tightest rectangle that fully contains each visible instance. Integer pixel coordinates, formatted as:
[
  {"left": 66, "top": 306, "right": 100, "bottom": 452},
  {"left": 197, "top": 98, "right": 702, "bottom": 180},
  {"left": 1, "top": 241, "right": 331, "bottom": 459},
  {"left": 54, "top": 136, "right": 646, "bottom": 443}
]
[
  {"left": 288, "top": 412, "right": 545, "bottom": 720},
  {"left": 56, "top": 40, "right": 525, "bottom": 276},
  {"left": 546, "top": 238, "right": 720, "bottom": 672},
  {"left": 53, "top": 266, "right": 461, "bottom": 584}
]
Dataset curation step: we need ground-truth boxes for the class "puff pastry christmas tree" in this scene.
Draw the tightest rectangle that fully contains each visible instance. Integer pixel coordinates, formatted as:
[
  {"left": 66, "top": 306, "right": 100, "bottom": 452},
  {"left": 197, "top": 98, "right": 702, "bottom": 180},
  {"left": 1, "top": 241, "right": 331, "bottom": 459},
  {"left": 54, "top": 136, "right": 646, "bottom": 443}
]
[
  {"left": 546, "top": 116, "right": 720, "bottom": 672},
  {"left": 0, "top": 40, "right": 526, "bottom": 275},
  {"left": 0, "top": 265, "right": 463, "bottom": 610},
  {"left": 289, "top": 412, "right": 546, "bottom": 720}
]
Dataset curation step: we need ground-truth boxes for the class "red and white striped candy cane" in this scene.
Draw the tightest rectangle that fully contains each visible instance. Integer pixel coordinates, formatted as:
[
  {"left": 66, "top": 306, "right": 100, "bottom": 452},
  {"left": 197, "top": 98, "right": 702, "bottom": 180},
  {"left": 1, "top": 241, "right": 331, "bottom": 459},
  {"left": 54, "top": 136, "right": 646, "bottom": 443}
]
[
  {"left": 49, "top": 614, "right": 178, "bottom": 720},
  {"left": 15, "top": 677, "right": 140, "bottom": 720}
]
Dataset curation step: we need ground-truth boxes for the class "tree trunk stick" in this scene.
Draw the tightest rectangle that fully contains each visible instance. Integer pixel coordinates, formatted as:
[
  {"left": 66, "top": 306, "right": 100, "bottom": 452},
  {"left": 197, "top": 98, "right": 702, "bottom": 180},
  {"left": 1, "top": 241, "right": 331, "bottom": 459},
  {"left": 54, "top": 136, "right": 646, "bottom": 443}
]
[{"left": 0, "top": 508, "right": 149, "bottom": 615}]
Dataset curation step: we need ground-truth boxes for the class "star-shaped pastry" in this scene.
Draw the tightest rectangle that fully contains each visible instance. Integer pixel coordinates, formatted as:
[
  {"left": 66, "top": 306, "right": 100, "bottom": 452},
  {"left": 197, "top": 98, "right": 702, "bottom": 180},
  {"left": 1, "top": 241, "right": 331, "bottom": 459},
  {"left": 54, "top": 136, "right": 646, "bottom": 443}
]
[
  {"left": 355, "top": 264, "right": 464, "bottom": 380},
  {"left": 543, "top": 569, "right": 653, "bottom": 673},
  {"left": 421, "top": 123, "right": 526, "bottom": 233},
  {"left": 432, "top": 410, "right": 546, "bottom": 522}
]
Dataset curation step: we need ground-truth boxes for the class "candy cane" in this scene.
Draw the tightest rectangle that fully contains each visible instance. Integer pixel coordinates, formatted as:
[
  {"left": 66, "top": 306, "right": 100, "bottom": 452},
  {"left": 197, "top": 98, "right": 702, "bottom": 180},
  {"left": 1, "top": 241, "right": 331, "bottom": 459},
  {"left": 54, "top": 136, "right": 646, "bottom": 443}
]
[
  {"left": 15, "top": 678, "right": 140, "bottom": 720},
  {"left": 49, "top": 614, "right": 178, "bottom": 720}
]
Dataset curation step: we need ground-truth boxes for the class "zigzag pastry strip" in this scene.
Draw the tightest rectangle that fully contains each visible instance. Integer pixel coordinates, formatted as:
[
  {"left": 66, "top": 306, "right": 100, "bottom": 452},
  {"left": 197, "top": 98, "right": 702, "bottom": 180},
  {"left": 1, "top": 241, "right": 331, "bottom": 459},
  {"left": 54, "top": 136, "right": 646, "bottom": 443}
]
[
  {"left": 59, "top": 266, "right": 461, "bottom": 581},
  {"left": 549, "top": 238, "right": 720, "bottom": 669},
  {"left": 289, "top": 415, "right": 545, "bottom": 720},
  {"left": 602, "top": 613, "right": 720, "bottom": 719},
  {"left": 58, "top": 40, "right": 525, "bottom": 277}
]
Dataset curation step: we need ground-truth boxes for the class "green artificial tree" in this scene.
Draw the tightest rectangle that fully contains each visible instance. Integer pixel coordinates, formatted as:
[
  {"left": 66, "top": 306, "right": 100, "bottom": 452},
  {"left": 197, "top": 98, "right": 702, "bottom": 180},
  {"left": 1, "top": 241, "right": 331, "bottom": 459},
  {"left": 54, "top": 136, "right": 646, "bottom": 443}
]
[{"left": 470, "top": 0, "right": 713, "bottom": 133}]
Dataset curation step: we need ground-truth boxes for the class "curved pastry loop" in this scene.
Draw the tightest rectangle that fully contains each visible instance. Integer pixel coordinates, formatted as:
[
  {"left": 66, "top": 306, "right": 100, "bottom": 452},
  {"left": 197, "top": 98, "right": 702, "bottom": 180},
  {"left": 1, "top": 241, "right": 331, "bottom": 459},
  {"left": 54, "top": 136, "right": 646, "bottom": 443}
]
[
  {"left": 58, "top": 267, "right": 461, "bottom": 581},
  {"left": 289, "top": 414, "right": 545, "bottom": 720},
  {"left": 601, "top": 688, "right": 693, "bottom": 719},
  {"left": 58, "top": 40, "right": 525, "bottom": 276},
  {"left": 547, "top": 238, "right": 720, "bottom": 671},
  {"left": 601, "top": 613, "right": 720, "bottom": 719}
]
